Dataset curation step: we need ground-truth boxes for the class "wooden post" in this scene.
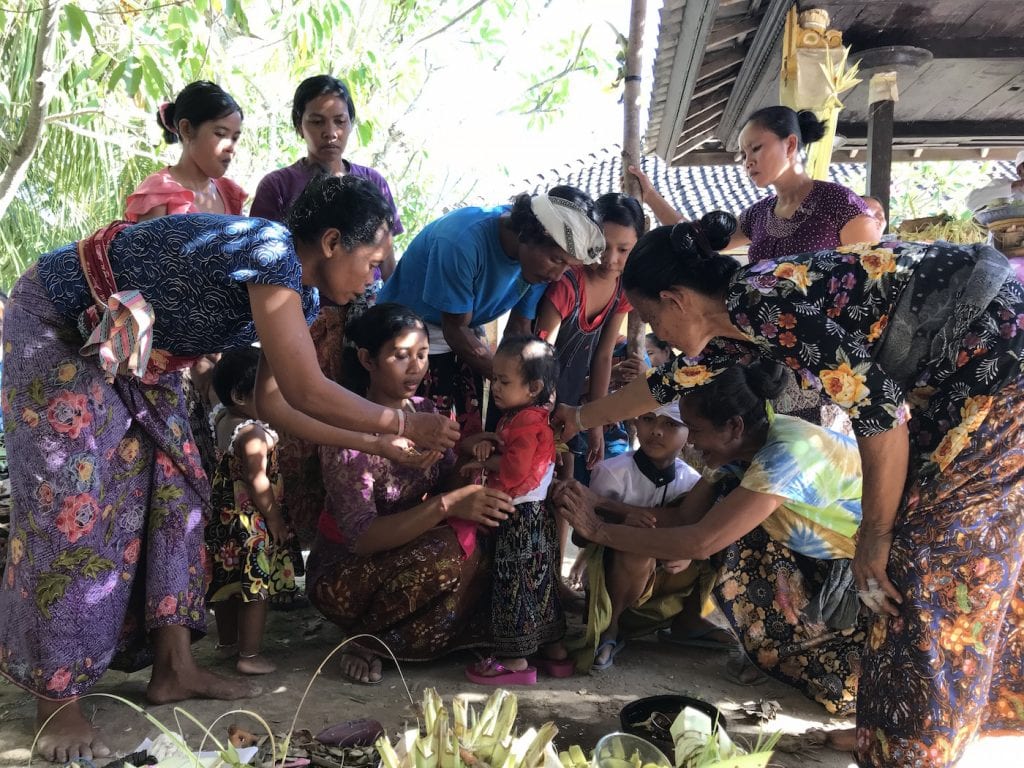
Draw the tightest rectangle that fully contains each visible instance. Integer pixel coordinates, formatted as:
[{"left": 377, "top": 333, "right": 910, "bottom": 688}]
[
  {"left": 866, "top": 73, "right": 896, "bottom": 224},
  {"left": 622, "top": 0, "right": 647, "bottom": 360}
]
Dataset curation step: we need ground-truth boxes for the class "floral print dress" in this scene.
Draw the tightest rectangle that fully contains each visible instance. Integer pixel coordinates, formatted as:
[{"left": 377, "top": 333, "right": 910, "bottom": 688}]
[
  {"left": 647, "top": 241, "right": 1024, "bottom": 768},
  {"left": 205, "top": 418, "right": 302, "bottom": 603}
]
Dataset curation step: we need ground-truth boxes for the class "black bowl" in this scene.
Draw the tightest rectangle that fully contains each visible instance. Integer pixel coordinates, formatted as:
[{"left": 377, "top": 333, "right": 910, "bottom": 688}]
[{"left": 619, "top": 695, "right": 727, "bottom": 754}]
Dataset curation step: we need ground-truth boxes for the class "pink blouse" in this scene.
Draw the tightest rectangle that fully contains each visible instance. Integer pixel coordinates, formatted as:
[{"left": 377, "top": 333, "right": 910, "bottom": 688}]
[{"left": 125, "top": 168, "right": 248, "bottom": 221}]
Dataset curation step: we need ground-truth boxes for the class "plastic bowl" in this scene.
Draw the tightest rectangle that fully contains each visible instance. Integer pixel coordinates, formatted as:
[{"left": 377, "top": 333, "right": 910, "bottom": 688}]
[
  {"left": 592, "top": 732, "right": 672, "bottom": 768},
  {"left": 618, "top": 695, "right": 726, "bottom": 754}
]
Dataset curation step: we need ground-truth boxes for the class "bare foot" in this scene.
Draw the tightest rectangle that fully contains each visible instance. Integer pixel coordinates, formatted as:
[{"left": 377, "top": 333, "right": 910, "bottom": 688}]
[
  {"left": 540, "top": 641, "right": 568, "bottom": 661},
  {"left": 35, "top": 699, "right": 111, "bottom": 764},
  {"left": 147, "top": 662, "right": 261, "bottom": 704},
  {"left": 340, "top": 651, "right": 383, "bottom": 684},
  {"left": 236, "top": 653, "right": 277, "bottom": 675},
  {"left": 216, "top": 642, "right": 238, "bottom": 660}
]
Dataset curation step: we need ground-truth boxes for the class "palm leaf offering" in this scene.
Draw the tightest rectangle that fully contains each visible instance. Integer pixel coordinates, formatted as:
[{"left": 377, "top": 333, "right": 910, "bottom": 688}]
[{"left": 376, "top": 688, "right": 560, "bottom": 768}]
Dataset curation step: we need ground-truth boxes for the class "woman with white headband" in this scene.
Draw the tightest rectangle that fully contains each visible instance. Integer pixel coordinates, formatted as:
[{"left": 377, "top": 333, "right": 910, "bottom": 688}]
[{"left": 378, "top": 185, "right": 604, "bottom": 435}]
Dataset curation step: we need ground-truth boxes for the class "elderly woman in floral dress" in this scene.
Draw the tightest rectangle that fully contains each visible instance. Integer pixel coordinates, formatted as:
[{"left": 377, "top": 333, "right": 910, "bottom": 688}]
[{"left": 553, "top": 211, "right": 1024, "bottom": 768}]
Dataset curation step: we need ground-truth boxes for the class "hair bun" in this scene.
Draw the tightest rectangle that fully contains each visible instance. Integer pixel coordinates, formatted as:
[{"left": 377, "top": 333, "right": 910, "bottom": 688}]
[
  {"left": 699, "top": 211, "right": 737, "bottom": 251},
  {"left": 155, "top": 101, "right": 179, "bottom": 144},
  {"left": 743, "top": 359, "right": 790, "bottom": 401},
  {"left": 796, "top": 110, "right": 827, "bottom": 146}
]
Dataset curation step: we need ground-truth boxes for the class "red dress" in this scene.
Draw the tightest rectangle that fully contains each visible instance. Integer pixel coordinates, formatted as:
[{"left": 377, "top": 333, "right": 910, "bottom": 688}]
[{"left": 125, "top": 168, "right": 248, "bottom": 221}]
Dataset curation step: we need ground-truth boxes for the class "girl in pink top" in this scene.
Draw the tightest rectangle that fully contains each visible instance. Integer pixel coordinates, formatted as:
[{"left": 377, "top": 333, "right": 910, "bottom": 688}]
[{"left": 126, "top": 81, "right": 247, "bottom": 222}]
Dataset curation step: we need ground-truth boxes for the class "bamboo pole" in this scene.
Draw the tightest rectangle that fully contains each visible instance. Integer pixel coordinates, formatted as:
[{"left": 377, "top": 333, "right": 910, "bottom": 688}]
[{"left": 622, "top": 0, "right": 647, "bottom": 360}]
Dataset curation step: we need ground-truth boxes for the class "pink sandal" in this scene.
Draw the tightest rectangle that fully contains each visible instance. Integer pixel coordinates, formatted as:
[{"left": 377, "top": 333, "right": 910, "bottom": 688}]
[
  {"left": 465, "top": 657, "right": 537, "bottom": 686},
  {"left": 534, "top": 656, "right": 575, "bottom": 678}
]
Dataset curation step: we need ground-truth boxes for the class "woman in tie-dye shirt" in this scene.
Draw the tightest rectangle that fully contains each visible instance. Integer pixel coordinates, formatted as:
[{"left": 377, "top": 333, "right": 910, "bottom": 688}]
[{"left": 557, "top": 361, "right": 865, "bottom": 713}]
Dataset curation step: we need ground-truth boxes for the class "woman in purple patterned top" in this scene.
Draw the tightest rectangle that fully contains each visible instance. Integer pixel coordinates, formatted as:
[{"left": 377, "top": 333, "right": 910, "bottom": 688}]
[
  {"left": 250, "top": 75, "right": 403, "bottom": 277},
  {"left": 307, "top": 304, "right": 513, "bottom": 684},
  {"left": 630, "top": 107, "right": 877, "bottom": 264}
]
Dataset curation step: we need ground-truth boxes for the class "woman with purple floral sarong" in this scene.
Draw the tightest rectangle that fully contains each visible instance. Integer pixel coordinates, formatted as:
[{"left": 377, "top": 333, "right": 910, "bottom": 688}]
[
  {"left": 551, "top": 212, "right": 1024, "bottom": 768},
  {"left": 0, "top": 175, "right": 459, "bottom": 764}
]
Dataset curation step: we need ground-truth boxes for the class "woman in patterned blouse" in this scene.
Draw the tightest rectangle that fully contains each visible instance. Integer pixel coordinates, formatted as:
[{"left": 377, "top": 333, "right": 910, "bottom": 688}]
[
  {"left": 553, "top": 211, "right": 1024, "bottom": 768},
  {"left": 558, "top": 360, "right": 865, "bottom": 712}
]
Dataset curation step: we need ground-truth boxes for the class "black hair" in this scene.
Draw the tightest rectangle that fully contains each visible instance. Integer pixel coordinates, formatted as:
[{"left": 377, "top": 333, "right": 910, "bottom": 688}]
[
  {"left": 683, "top": 360, "right": 789, "bottom": 434},
  {"left": 645, "top": 333, "right": 675, "bottom": 364},
  {"left": 286, "top": 174, "right": 394, "bottom": 248},
  {"left": 212, "top": 346, "right": 261, "bottom": 409},
  {"left": 156, "top": 80, "right": 242, "bottom": 145},
  {"left": 743, "top": 106, "right": 826, "bottom": 150},
  {"left": 595, "top": 192, "right": 644, "bottom": 238},
  {"left": 291, "top": 74, "right": 356, "bottom": 132},
  {"left": 622, "top": 211, "right": 739, "bottom": 300},
  {"left": 494, "top": 335, "right": 559, "bottom": 407},
  {"left": 508, "top": 185, "right": 601, "bottom": 247},
  {"left": 341, "top": 303, "right": 428, "bottom": 396}
]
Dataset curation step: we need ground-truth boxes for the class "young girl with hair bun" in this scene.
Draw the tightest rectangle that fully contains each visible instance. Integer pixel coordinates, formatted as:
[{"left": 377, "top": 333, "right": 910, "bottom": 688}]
[{"left": 125, "top": 80, "right": 247, "bottom": 222}]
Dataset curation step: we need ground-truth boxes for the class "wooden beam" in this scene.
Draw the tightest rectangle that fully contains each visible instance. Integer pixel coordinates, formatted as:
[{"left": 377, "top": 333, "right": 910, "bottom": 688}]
[
  {"left": 691, "top": 73, "right": 739, "bottom": 100},
  {"left": 673, "top": 128, "right": 718, "bottom": 161},
  {"left": 716, "top": 0, "right": 792, "bottom": 146},
  {"left": 866, "top": 99, "right": 895, "bottom": 224},
  {"left": 697, "top": 48, "right": 745, "bottom": 82},
  {"left": 653, "top": 0, "right": 722, "bottom": 160},
  {"left": 845, "top": 35, "right": 1024, "bottom": 60},
  {"left": 707, "top": 17, "right": 759, "bottom": 50},
  {"left": 837, "top": 119, "right": 1024, "bottom": 140}
]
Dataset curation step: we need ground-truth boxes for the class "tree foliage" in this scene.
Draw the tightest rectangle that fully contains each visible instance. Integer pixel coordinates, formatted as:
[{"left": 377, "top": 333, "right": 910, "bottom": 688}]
[{"left": 0, "top": 0, "right": 612, "bottom": 289}]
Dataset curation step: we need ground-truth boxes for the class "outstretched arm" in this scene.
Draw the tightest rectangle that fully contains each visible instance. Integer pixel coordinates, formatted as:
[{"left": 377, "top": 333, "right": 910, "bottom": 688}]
[{"left": 248, "top": 283, "right": 459, "bottom": 452}]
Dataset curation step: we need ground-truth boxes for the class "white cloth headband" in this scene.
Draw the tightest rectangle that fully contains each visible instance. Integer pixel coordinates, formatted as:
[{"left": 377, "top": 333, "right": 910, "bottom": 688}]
[
  {"left": 653, "top": 400, "right": 683, "bottom": 424},
  {"left": 529, "top": 195, "right": 606, "bottom": 265}
]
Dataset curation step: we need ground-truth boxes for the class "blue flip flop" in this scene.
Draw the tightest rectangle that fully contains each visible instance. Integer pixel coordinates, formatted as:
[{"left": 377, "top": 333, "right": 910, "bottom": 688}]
[{"left": 591, "top": 638, "right": 626, "bottom": 671}]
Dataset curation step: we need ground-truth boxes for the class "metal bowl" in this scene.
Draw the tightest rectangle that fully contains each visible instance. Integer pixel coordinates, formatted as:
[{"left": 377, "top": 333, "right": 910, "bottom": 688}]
[{"left": 974, "top": 200, "right": 1024, "bottom": 228}]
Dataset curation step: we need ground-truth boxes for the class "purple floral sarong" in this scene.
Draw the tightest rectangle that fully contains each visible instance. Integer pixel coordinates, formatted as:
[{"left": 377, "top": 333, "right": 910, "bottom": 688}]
[{"left": 0, "top": 268, "right": 210, "bottom": 700}]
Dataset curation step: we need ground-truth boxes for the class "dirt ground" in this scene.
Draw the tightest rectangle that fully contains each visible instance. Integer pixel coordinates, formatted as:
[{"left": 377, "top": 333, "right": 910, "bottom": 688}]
[{"left": 0, "top": 599, "right": 857, "bottom": 768}]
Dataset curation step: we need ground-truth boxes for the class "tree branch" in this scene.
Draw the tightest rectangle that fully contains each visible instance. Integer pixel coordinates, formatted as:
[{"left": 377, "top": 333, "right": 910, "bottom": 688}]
[
  {"left": 0, "top": 0, "right": 67, "bottom": 221},
  {"left": 410, "top": 0, "right": 489, "bottom": 47}
]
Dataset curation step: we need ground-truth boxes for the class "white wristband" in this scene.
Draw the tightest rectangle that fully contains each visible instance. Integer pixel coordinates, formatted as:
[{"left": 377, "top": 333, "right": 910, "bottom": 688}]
[{"left": 396, "top": 407, "right": 406, "bottom": 437}]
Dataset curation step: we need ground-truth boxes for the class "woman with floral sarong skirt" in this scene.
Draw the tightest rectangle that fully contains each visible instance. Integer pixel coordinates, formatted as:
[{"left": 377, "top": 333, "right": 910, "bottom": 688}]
[
  {"left": 0, "top": 176, "right": 459, "bottom": 764},
  {"left": 552, "top": 211, "right": 1024, "bottom": 767},
  {"left": 308, "top": 303, "right": 513, "bottom": 684},
  {"left": 557, "top": 361, "right": 866, "bottom": 713}
]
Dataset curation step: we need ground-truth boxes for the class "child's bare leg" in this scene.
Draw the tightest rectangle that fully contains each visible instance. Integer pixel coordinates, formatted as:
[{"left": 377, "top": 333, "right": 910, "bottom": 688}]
[
  {"left": 235, "top": 599, "right": 276, "bottom": 675},
  {"left": 595, "top": 550, "right": 655, "bottom": 666},
  {"left": 212, "top": 598, "right": 240, "bottom": 658}
]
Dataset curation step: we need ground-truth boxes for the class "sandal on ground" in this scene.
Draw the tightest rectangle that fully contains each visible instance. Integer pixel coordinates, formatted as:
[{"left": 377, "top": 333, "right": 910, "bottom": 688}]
[
  {"left": 534, "top": 656, "right": 575, "bottom": 678},
  {"left": 657, "top": 626, "right": 737, "bottom": 651},
  {"left": 591, "top": 638, "right": 626, "bottom": 672},
  {"left": 339, "top": 650, "right": 383, "bottom": 685},
  {"left": 465, "top": 657, "right": 537, "bottom": 686}
]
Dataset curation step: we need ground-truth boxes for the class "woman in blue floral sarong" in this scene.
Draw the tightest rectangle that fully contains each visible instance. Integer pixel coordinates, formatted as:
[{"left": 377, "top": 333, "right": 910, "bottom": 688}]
[{"left": 0, "top": 175, "right": 458, "bottom": 763}]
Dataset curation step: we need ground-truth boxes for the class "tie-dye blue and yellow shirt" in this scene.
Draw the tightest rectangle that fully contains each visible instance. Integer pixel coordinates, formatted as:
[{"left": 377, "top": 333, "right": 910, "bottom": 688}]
[{"left": 706, "top": 413, "right": 862, "bottom": 559}]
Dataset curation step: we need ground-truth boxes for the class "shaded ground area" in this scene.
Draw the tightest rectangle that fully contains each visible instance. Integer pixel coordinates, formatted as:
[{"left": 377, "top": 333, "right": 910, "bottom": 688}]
[{"left": 0, "top": 603, "right": 856, "bottom": 768}]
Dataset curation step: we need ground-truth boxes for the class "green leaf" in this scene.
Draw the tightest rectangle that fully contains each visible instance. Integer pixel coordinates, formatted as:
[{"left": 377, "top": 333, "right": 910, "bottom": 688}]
[
  {"left": 357, "top": 119, "right": 373, "bottom": 146},
  {"left": 64, "top": 5, "right": 87, "bottom": 41},
  {"left": 955, "top": 583, "right": 971, "bottom": 612},
  {"left": 108, "top": 59, "right": 127, "bottom": 92},
  {"left": 53, "top": 548, "right": 92, "bottom": 570},
  {"left": 28, "top": 378, "right": 46, "bottom": 406},
  {"left": 36, "top": 572, "right": 72, "bottom": 620},
  {"left": 81, "top": 553, "right": 115, "bottom": 579}
]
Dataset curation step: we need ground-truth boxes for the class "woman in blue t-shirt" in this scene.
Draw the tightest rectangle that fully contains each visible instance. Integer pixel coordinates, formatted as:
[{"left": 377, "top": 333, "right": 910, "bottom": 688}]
[{"left": 0, "top": 175, "right": 460, "bottom": 763}]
